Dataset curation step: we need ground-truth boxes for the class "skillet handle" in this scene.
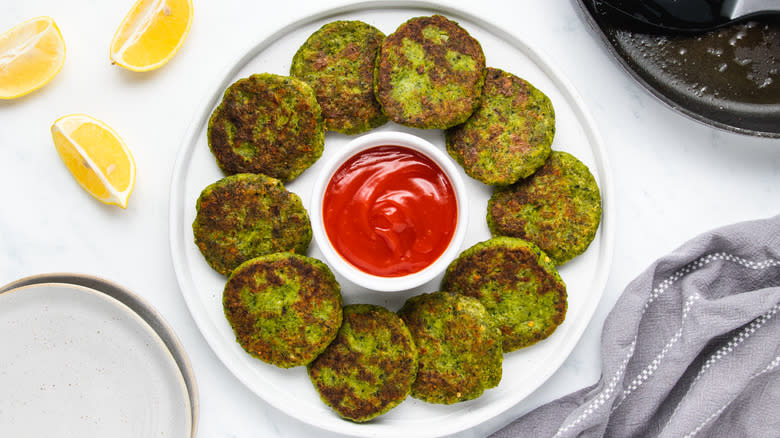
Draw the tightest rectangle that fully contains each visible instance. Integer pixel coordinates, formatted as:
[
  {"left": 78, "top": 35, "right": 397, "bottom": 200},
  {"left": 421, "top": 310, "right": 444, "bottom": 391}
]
[{"left": 723, "top": 0, "right": 780, "bottom": 19}]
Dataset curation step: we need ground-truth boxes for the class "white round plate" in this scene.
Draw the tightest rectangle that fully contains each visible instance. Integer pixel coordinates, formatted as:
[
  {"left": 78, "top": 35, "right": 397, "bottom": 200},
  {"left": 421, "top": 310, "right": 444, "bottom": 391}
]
[
  {"left": 0, "top": 283, "right": 192, "bottom": 437},
  {"left": 169, "top": 2, "right": 614, "bottom": 437}
]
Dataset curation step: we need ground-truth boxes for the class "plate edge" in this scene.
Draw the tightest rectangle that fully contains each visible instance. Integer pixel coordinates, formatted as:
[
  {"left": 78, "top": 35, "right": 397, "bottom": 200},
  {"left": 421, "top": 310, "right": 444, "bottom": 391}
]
[
  {"left": 167, "top": 1, "right": 616, "bottom": 437},
  {"left": 0, "top": 273, "right": 200, "bottom": 438}
]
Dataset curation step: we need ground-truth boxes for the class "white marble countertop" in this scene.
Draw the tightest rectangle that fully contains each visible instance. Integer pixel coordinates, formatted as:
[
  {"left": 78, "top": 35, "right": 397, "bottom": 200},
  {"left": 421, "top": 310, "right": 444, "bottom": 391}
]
[{"left": 1, "top": 1, "right": 778, "bottom": 437}]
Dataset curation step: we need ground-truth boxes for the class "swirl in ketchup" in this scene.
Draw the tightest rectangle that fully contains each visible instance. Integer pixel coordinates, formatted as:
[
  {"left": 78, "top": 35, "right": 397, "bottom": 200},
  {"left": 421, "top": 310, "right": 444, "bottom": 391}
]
[{"left": 323, "top": 145, "right": 458, "bottom": 277}]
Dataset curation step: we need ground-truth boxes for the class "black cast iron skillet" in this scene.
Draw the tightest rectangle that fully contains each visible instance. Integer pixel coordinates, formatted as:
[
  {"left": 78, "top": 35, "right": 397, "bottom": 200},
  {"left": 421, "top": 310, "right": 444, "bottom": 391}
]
[
  {"left": 594, "top": 0, "right": 780, "bottom": 33},
  {"left": 576, "top": 0, "right": 780, "bottom": 137}
]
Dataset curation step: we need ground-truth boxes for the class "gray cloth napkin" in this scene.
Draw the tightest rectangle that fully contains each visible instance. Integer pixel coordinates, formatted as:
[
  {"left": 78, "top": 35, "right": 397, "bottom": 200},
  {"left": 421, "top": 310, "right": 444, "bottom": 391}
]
[{"left": 492, "top": 215, "right": 780, "bottom": 438}]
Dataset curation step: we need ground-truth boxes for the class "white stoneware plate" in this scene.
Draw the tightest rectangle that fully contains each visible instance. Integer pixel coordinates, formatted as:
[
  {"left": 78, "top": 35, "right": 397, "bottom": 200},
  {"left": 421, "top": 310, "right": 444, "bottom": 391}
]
[
  {"left": 169, "top": 2, "right": 615, "bottom": 437},
  {"left": 0, "top": 282, "right": 193, "bottom": 437}
]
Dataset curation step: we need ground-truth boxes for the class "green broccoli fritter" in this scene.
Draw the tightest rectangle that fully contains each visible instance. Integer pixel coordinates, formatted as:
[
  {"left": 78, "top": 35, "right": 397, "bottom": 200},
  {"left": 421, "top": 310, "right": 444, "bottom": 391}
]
[
  {"left": 442, "top": 237, "right": 567, "bottom": 352},
  {"left": 207, "top": 73, "right": 324, "bottom": 182},
  {"left": 192, "top": 173, "right": 311, "bottom": 276},
  {"left": 446, "top": 67, "right": 555, "bottom": 185},
  {"left": 374, "top": 15, "right": 486, "bottom": 129},
  {"left": 290, "top": 20, "right": 388, "bottom": 134},
  {"left": 488, "top": 151, "right": 602, "bottom": 265},
  {"left": 308, "top": 304, "right": 418, "bottom": 422},
  {"left": 223, "top": 253, "right": 343, "bottom": 368},
  {"left": 397, "top": 291, "right": 502, "bottom": 404}
]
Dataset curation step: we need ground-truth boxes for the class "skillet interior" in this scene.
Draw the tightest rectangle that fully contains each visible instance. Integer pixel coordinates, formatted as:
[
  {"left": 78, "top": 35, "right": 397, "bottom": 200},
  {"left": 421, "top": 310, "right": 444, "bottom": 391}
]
[{"left": 576, "top": 0, "right": 780, "bottom": 137}]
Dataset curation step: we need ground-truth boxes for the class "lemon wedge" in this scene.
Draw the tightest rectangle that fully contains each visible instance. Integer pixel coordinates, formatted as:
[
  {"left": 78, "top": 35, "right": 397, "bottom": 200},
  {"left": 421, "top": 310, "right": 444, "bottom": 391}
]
[
  {"left": 109, "top": 0, "right": 193, "bottom": 72},
  {"left": 0, "top": 16, "right": 65, "bottom": 99},
  {"left": 51, "top": 114, "right": 136, "bottom": 209}
]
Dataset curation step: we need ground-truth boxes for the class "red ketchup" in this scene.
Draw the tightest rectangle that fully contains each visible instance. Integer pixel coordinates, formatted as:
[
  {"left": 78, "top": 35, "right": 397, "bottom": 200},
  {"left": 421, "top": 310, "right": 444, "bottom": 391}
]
[{"left": 323, "top": 145, "right": 458, "bottom": 277}]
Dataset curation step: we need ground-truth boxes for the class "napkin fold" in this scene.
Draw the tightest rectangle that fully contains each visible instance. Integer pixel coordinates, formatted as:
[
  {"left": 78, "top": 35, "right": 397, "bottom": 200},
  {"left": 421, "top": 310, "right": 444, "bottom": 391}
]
[{"left": 492, "top": 215, "right": 780, "bottom": 438}]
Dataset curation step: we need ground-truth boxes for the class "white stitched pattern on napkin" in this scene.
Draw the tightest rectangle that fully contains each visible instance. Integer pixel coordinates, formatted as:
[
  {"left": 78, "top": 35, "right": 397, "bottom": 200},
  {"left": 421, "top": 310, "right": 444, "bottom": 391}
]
[
  {"left": 683, "top": 351, "right": 780, "bottom": 438},
  {"left": 662, "top": 303, "right": 780, "bottom": 434},
  {"left": 552, "top": 341, "right": 635, "bottom": 438},
  {"left": 612, "top": 293, "right": 700, "bottom": 412},
  {"left": 553, "top": 252, "right": 780, "bottom": 438}
]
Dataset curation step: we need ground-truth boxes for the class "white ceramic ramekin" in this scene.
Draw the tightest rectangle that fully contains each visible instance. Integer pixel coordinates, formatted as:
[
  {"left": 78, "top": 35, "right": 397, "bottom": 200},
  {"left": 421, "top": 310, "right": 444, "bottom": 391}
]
[{"left": 311, "top": 131, "right": 468, "bottom": 292}]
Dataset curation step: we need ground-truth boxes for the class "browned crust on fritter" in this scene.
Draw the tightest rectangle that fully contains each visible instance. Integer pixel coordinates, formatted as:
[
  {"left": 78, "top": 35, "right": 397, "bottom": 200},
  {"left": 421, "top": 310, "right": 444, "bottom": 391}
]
[
  {"left": 193, "top": 174, "right": 311, "bottom": 276},
  {"left": 488, "top": 151, "right": 602, "bottom": 265},
  {"left": 397, "top": 292, "right": 502, "bottom": 404},
  {"left": 442, "top": 238, "right": 567, "bottom": 351},
  {"left": 374, "top": 15, "right": 486, "bottom": 128},
  {"left": 290, "top": 21, "right": 387, "bottom": 134},
  {"left": 445, "top": 67, "right": 555, "bottom": 185},
  {"left": 223, "top": 254, "right": 342, "bottom": 368},
  {"left": 308, "top": 304, "right": 417, "bottom": 422},
  {"left": 207, "top": 74, "right": 323, "bottom": 182}
]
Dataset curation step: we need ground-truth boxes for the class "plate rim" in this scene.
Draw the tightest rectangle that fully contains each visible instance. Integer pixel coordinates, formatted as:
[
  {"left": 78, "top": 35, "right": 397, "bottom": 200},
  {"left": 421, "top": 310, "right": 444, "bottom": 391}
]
[
  {"left": 168, "top": 1, "right": 615, "bottom": 436},
  {"left": 0, "top": 273, "right": 199, "bottom": 438},
  {"left": 0, "top": 280, "right": 195, "bottom": 437}
]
